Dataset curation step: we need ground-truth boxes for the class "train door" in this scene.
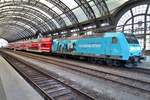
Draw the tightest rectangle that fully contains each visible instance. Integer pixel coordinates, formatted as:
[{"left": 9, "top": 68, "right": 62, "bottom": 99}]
[
  {"left": 105, "top": 37, "right": 112, "bottom": 56},
  {"left": 110, "top": 37, "right": 121, "bottom": 57}
]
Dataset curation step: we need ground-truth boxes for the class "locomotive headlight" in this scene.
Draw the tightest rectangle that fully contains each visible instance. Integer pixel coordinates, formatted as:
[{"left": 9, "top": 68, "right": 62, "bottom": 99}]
[{"left": 129, "top": 47, "right": 141, "bottom": 52}]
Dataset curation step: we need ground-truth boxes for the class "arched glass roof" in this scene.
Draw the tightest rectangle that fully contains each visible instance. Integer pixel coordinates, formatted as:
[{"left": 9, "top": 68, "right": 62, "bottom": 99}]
[
  {"left": 0, "top": 0, "right": 128, "bottom": 42},
  {"left": 116, "top": 1, "right": 150, "bottom": 50}
]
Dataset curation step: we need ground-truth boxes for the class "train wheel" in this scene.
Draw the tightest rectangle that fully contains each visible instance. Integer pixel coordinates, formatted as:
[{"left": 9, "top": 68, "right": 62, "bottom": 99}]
[
  {"left": 62, "top": 54, "right": 66, "bottom": 58},
  {"left": 90, "top": 58, "right": 97, "bottom": 64},
  {"left": 106, "top": 59, "right": 113, "bottom": 66},
  {"left": 97, "top": 59, "right": 105, "bottom": 65},
  {"left": 112, "top": 60, "right": 122, "bottom": 67}
]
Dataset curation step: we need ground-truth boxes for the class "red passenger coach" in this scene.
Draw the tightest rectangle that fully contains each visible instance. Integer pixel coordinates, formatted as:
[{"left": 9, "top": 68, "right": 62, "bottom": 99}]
[
  {"left": 39, "top": 38, "right": 52, "bottom": 52},
  {"left": 7, "top": 37, "right": 52, "bottom": 53},
  {"left": 14, "top": 42, "right": 23, "bottom": 50},
  {"left": 26, "top": 37, "right": 52, "bottom": 53},
  {"left": 7, "top": 43, "right": 15, "bottom": 49},
  {"left": 23, "top": 40, "right": 30, "bottom": 50},
  {"left": 27, "top": 39, "right": 40, "bottom": 52},
  {"left": 19, "top": 41, "right": 26, "bottom": 50}
]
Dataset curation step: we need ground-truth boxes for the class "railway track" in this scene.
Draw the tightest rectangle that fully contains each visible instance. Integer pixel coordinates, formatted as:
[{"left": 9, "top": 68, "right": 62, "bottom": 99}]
[
  {"left": 14, "top": 50, "right": 150, "bottom": 75},
  {"left": 2, "top": 52, "right": 94, "bottom": 100},
  {"left": 4, "top": 50, "right": 150, "bottom": 98},
  {"left": 130, "top": 67, "right": 150, "bottom": 75}
]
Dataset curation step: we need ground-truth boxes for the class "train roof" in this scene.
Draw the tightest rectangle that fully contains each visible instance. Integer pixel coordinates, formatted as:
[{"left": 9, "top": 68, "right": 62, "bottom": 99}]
[
  {"left": 104, "top": 32, "right": 124, "bottom": 37},
  {"left": 54, "top": 32, "right": 124, "bottom": 40}
]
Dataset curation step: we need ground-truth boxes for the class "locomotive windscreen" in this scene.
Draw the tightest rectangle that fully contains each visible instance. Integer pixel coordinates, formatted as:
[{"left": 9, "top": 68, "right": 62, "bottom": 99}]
[{"left": 124, "top": 33, "right": 139, "bottom": 44}]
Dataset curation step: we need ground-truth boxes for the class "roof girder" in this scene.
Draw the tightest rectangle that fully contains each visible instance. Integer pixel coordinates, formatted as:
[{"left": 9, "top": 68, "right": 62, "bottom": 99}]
[
  {"left": 0, "top": 22, "right": 34, "bottom": 37},
  {"left": 0, "top": 1, "right": 65, "bottom": 28},
  {"left": 74, "top": 0, "right": 96, "bottom": 19},
  {"left": 1, "top": 26, "right": 30, "bottom": 41},
  {"left": 0, "top": 5, "right": 57, "bottom": 29},
  {"left": 45, "top": 0, "right": 79, "bottom": 24},
  {"left": 1, "top": 11, "right": 51, "bottom": 31},
  {"left": 0, "top": 16, "right": 39, "bottom": 33}
]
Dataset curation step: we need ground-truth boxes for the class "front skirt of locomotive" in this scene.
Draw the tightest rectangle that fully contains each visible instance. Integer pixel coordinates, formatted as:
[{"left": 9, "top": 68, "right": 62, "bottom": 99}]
[{"left": 125, "top": 56, "right": 146, "bottom": 67}]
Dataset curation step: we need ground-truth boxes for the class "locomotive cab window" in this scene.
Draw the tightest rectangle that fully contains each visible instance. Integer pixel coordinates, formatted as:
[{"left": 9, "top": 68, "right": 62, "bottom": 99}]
[
  {"left": 124, "top": 33, "right": 139, "bottom": 44},
  {"left": 112, "top": 37, "right": 118, "bottom": 44}
]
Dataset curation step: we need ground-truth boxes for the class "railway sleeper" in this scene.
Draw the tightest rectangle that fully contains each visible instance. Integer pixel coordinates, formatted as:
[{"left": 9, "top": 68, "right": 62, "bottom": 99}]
[
  {"left": 38, "top": 82, "right": 60, "bottom": 87},
  {"left": 48, "top": 89, "right": 72, "bottom": 98},
  {"left": 43, "top": 85, "right": 64, "bottom": 91},
  {"left": 36, "top": 80, "right": 55, "bottom": 84}
]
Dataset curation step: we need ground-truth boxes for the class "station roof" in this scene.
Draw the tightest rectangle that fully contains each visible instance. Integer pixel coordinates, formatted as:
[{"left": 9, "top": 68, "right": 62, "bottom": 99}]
[{"left": 0, "top": 0, "right": 128, "bottom": 42}]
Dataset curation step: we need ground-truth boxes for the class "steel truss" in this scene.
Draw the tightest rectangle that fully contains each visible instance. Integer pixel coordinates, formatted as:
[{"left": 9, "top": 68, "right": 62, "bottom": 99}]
[{"left": 0, "top": 0, "right": 112, "bottom": 42}]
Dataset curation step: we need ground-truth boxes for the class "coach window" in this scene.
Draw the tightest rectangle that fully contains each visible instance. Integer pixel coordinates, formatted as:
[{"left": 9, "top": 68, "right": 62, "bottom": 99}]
[{"left": 112, "top": 37, "right": 118, "bottom": 44}]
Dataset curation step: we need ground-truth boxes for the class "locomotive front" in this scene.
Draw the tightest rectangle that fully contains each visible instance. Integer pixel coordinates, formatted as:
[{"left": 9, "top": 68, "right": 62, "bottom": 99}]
[{"left": 124, "top": 33, "right": 145, "bottom": 65}]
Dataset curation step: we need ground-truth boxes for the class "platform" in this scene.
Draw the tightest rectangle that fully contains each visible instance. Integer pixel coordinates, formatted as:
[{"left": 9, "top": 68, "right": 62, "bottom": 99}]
[
  {"left": 0, "top": 55, "right": 44, "bottom": 100},
  {"left": 137, "top": 56, "right": 150, "bottom": 69}
]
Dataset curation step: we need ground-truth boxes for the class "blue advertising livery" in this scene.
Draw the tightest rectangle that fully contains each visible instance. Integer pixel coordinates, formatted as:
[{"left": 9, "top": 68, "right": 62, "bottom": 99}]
[{"left": 52, "top": 32, "right": 144, "bottom": 64}]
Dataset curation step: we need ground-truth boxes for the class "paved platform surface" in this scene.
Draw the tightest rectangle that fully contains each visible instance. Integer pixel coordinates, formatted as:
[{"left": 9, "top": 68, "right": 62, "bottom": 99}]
[
  {"left": 4, "top": 51, "right": 150, "bottom": 100},
  {"left": 137, "top": 56, "right": 150, "bottom": 69},
  {"left": 0, "top": 55, "right": 44, "bottom": 100}
]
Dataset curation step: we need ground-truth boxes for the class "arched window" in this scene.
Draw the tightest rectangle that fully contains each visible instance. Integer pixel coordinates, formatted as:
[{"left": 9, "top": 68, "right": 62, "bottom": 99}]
[
  {"left": 116, "top": 3, "right": 150, "bottom": 50},
  {"left": 0, "top": 38, "right": 8, "bottom": 48}
]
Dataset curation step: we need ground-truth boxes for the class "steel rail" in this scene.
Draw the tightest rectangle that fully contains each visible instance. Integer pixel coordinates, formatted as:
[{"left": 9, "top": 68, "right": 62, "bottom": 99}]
[{"left": 2, "top": 52, "right": 95, "bottom": 100}]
